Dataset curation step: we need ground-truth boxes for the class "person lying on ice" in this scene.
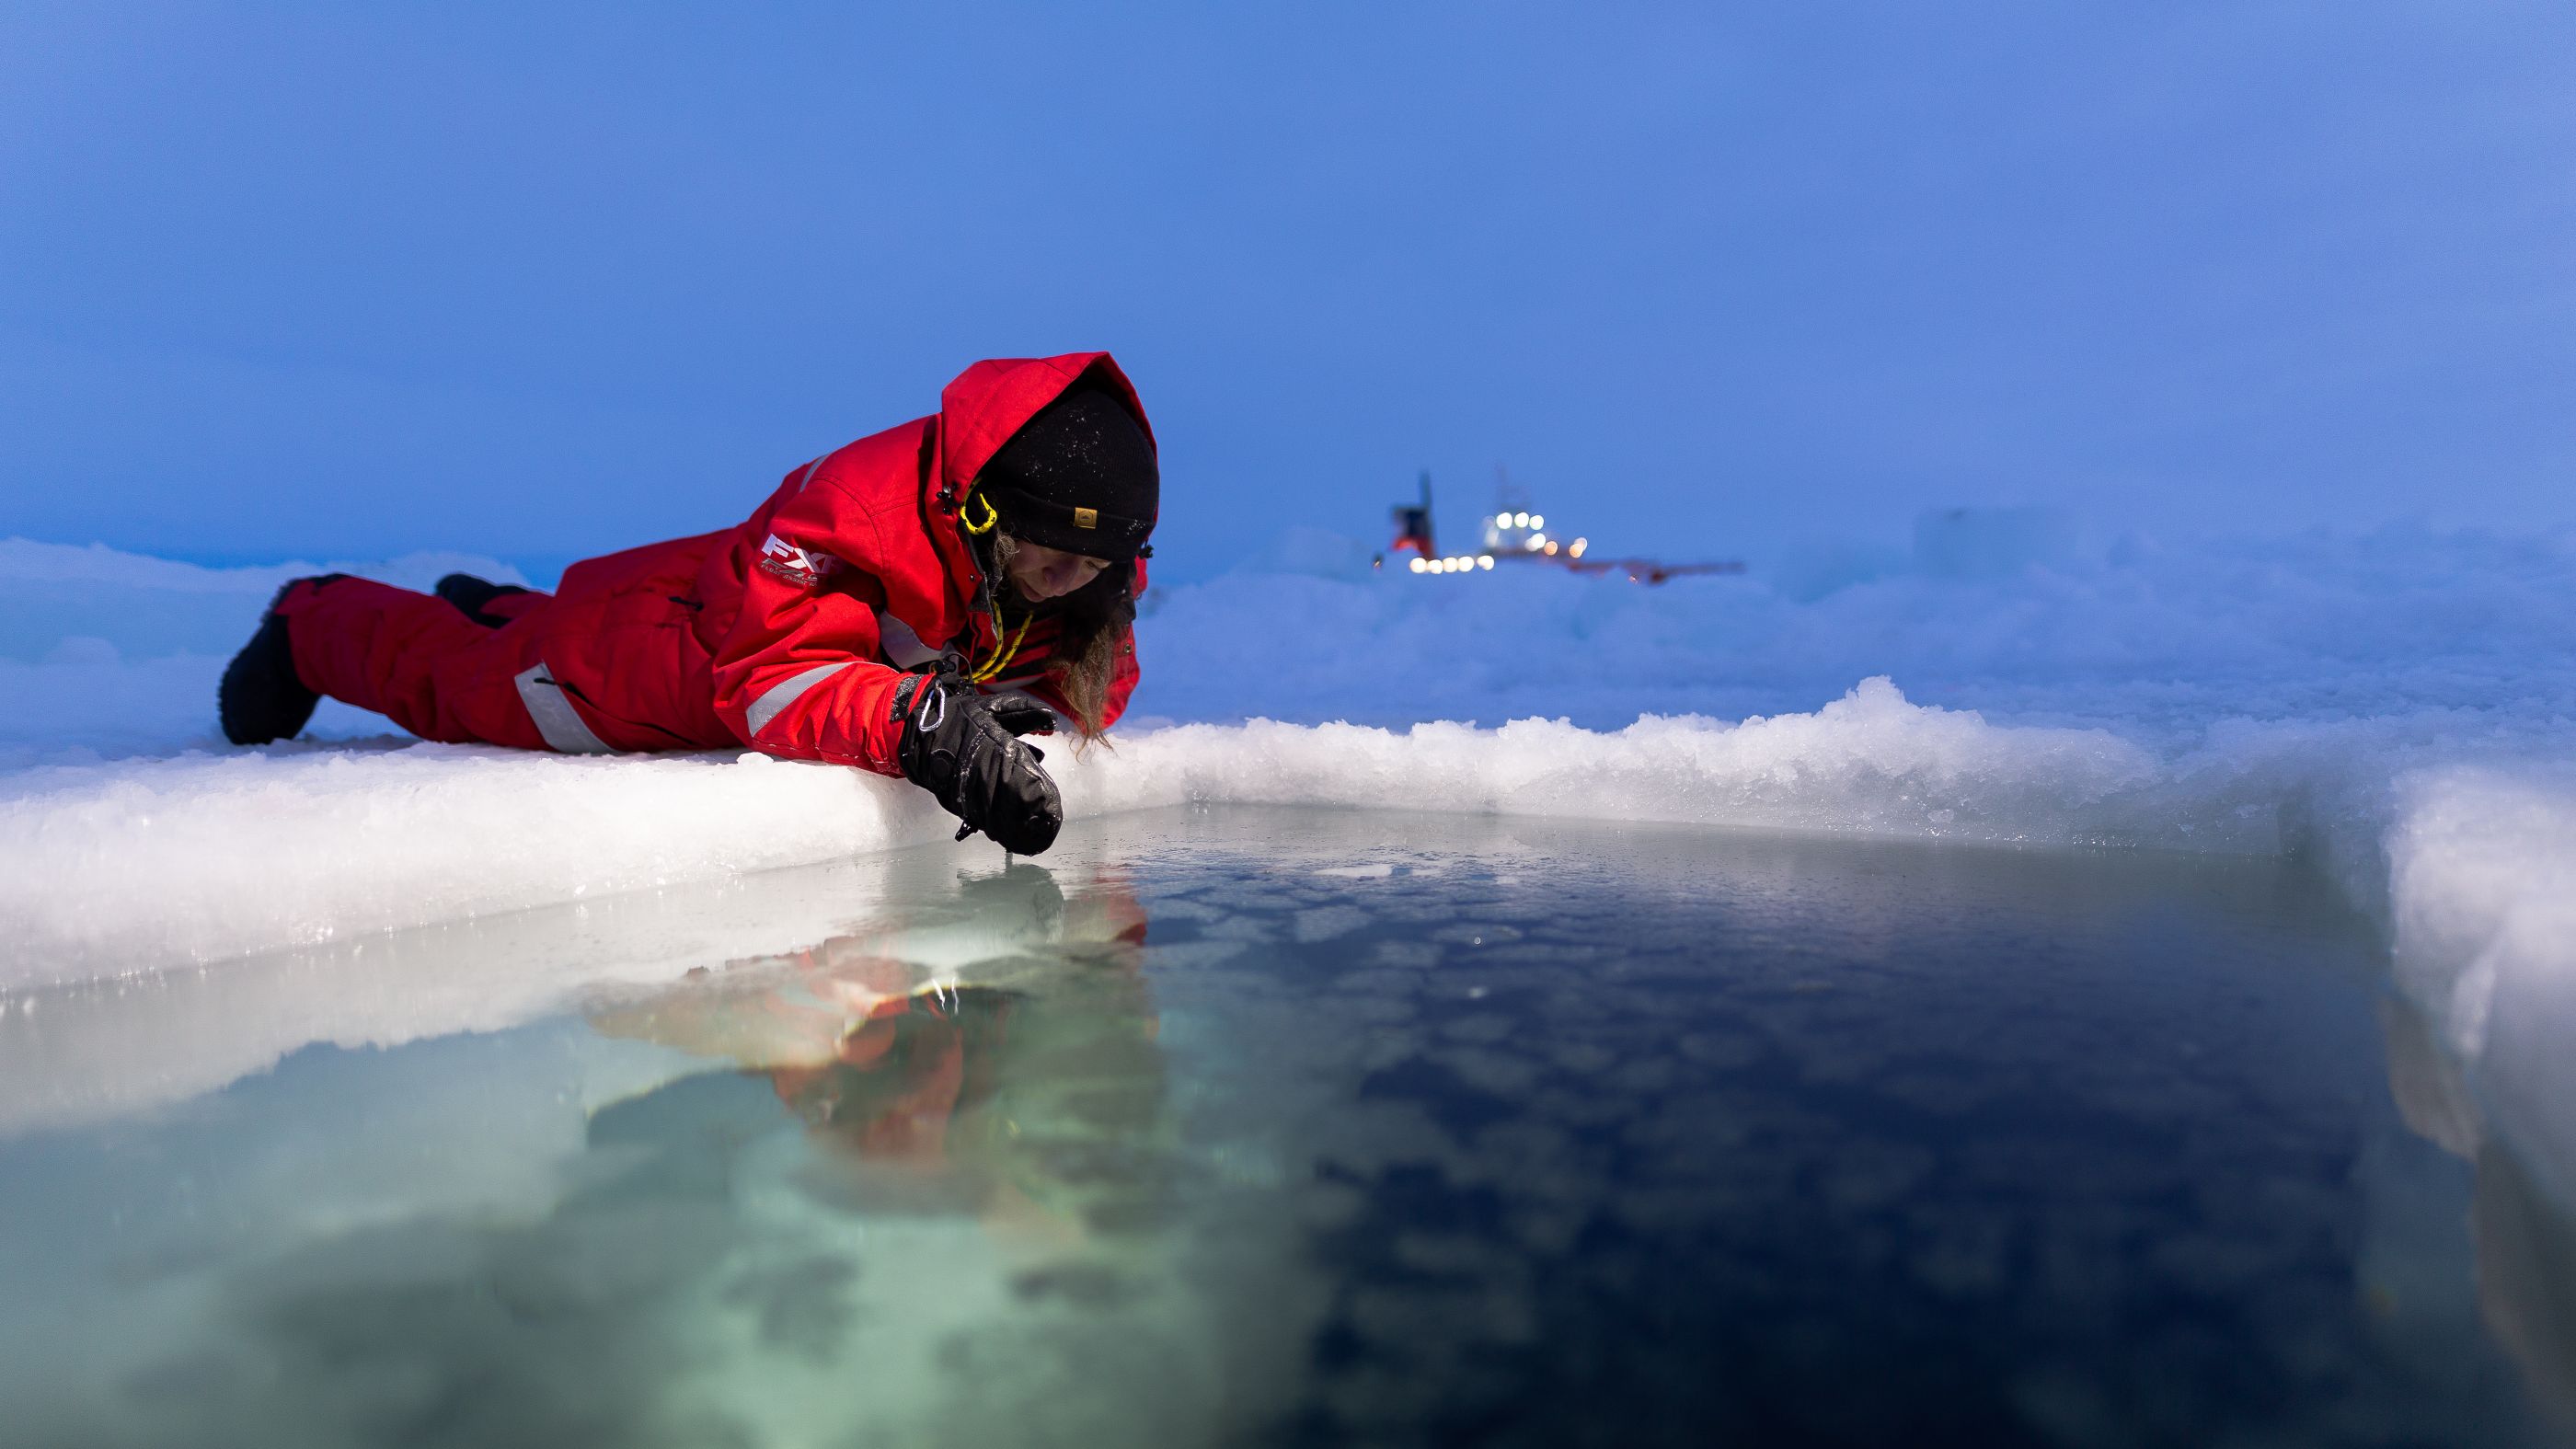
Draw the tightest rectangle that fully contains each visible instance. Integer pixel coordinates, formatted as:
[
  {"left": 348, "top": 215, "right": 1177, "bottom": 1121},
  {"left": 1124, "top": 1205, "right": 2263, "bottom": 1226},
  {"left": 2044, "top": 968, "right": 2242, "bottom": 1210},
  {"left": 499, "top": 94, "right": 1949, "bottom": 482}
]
[{"left": 215, "top": 351, "right": 1158, "bottom": 857}]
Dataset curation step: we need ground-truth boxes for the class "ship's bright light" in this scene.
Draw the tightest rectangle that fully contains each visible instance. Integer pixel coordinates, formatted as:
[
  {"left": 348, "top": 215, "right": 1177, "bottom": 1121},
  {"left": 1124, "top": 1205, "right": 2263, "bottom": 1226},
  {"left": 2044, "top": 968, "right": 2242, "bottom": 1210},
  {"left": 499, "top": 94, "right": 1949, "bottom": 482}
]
[
  {"left": 1529, "top": 514, "right": 1544, "bottom": 530},
  {"left": 1409, "top": 557, "right": 1427, "bottom": 573},
  {"left": 1570, "top": 537, "right": 1587, "bottom": 558},
  {"left": 1478, "top": 555, "right": 1494, "bottom": 569},
  {"left": 1545, "top": 541, "right": 1559, "bottom": 555},
  {"left": 1529, "top": 533, "right": 1547, "bottom": 549}
]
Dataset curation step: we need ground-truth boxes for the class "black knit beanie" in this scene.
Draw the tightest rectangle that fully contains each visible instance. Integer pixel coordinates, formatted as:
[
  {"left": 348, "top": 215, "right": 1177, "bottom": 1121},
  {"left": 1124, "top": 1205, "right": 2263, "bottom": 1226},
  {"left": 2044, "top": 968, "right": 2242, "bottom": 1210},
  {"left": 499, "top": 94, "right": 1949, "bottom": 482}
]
[{"left": 975, "top": 378, "right": 1158, "bottom": 559}]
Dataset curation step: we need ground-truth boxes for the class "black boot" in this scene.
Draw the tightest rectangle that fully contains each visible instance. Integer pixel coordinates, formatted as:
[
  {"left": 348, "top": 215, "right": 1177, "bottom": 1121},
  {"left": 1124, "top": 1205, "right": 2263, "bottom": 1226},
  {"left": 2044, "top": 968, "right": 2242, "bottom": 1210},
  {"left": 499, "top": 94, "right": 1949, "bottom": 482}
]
[
  {"left": 217, "top": 577, "right": 338, "bottom": 746},
  {"left": 435, "top": 572, "right": 531, "bottom": 627}
]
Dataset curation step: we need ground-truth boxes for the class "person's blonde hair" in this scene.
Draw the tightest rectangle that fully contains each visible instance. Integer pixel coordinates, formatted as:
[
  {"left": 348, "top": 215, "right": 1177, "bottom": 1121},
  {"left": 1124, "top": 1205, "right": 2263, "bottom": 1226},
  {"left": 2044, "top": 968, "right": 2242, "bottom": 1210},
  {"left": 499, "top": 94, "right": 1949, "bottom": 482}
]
[{"left": 994, "top": 534, "right": 1134, "bottom": 742}]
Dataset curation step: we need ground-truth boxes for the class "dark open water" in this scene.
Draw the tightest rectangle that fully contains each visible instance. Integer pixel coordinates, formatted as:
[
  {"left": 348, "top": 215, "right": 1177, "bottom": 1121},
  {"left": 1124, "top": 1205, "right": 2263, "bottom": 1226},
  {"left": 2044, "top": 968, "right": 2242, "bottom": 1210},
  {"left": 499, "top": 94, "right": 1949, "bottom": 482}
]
[{"left": 0, "top": 807, "right": 2568, "bottom": 1447}]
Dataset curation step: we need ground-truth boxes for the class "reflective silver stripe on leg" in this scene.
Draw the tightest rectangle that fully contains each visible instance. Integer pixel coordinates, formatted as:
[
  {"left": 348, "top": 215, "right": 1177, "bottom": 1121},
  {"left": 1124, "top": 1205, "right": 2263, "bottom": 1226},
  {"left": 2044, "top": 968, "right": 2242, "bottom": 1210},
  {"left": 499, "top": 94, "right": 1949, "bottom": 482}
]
[
  {"left": 744, "top": 661, "right": 852, "bottom": 738},
  {"left": 513, "top": 663, "right": 614, "bottom": 754}
]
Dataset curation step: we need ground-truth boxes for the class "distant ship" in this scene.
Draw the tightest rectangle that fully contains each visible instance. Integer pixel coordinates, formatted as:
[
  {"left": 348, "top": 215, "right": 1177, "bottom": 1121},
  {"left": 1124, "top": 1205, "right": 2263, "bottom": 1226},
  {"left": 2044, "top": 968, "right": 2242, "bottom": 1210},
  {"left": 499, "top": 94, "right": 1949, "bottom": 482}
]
[{"left": 1379, "top": 470, "right": 1742, "bottom": 584}]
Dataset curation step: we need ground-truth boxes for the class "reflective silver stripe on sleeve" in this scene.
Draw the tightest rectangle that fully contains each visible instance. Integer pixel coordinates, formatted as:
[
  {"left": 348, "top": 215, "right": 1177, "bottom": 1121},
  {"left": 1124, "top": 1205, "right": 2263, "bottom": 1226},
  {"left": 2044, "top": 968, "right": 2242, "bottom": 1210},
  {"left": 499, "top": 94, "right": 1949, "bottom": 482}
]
[
  {"left": 795, "top": 454, "right": 830, "bottom": 492},
  {"left": 513, "top": 663, "right": 615, "bottom": 754},
  {"left": 874, "top": 611, "right": 947, "bottom": 669},
  {"left": 744, "top": 661, "right": 853, "bottom": 738}
]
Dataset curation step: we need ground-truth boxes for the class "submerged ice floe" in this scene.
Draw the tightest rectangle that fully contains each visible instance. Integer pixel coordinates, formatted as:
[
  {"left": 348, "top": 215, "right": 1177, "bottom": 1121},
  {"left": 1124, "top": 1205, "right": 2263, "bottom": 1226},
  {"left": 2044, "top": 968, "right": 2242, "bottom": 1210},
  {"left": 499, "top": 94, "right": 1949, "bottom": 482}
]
[
  {"left": 1, "top": 530, "right": 2573, "bottom": 1203},
  {"left": 14, "top": 811, "right": 2554, "bottom": 1446},
  {"left": 2385, "top": 766, "right": 2576, "bottom": 1206}
]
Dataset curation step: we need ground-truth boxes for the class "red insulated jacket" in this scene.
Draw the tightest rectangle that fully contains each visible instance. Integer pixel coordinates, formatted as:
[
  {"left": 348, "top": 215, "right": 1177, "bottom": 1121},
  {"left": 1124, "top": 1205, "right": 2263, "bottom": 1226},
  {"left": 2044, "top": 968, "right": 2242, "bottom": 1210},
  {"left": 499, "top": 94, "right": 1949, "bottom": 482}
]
[{"left": 532, "top": 352, "right": 1149, "bottom": 773}]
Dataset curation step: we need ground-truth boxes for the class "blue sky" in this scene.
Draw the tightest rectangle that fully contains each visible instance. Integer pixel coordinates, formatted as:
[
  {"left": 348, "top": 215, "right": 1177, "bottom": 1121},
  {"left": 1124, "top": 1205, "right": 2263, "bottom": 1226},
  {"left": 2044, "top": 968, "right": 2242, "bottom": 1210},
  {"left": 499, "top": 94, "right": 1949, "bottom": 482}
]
[{"left": 4, "top": 3, "right": 2571, "bottom": 581}]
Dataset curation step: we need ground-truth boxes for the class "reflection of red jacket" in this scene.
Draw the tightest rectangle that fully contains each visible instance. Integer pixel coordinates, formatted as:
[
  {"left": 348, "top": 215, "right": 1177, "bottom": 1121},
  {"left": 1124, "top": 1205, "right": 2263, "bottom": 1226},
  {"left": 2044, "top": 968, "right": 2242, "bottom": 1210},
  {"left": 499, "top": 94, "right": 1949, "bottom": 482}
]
[
  {"left": 539, "top": 352, "right": 1150, "bottom": 773},
  {"left": 768, "top": 988, "right": 1012, "bottom": 1160}
]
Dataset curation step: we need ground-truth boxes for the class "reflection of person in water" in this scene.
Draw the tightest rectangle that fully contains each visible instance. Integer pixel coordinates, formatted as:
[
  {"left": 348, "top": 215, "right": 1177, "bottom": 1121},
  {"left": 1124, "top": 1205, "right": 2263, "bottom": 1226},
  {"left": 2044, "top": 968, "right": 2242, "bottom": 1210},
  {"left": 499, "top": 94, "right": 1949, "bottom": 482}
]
[
  {"left": 592, "top": 865, "right": 1163, "bottom": 1237},
  {"left": 2378, "top": 997, "right": 2576, "bottom": 1425},
  {"left": 765, "top": 984, "right": 1016, "bottom": 1159}
]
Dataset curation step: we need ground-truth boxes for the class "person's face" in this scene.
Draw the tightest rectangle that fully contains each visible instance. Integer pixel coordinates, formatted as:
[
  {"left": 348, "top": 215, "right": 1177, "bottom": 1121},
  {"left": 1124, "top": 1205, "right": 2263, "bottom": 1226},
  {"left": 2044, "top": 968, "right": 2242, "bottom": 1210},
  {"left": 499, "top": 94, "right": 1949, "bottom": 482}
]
[{"left": 1006, "top": 538, "right": 1112, "bottom": 601}]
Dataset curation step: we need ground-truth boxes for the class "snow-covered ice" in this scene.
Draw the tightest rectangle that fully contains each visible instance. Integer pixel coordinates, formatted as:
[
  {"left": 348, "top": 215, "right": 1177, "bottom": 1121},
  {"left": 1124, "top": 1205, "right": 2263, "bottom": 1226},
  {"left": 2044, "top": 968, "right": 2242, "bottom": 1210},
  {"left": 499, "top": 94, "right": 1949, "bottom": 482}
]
[
  {"left": 1, "top": 521, "right": 2572, "bottom": 1200},
  {"left": 0, "top": 539, "right": 530, "bottom": 764}
]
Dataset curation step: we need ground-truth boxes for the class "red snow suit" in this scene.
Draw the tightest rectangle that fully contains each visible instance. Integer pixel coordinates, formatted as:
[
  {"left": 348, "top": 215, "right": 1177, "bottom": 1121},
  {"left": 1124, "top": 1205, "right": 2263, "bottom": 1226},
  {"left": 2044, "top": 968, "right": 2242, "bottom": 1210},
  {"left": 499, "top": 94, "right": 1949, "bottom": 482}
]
[{"left": 277, "top": 352, "right": 1149, "bottom": 774}]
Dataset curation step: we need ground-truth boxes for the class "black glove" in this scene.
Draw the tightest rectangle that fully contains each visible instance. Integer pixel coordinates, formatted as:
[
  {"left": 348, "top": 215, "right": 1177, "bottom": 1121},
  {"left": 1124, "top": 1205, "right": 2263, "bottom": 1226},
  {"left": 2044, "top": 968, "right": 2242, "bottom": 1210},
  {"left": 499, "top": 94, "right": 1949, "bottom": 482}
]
[{"left": 892, "top": 670, "right": 1064, "bottom": 855}]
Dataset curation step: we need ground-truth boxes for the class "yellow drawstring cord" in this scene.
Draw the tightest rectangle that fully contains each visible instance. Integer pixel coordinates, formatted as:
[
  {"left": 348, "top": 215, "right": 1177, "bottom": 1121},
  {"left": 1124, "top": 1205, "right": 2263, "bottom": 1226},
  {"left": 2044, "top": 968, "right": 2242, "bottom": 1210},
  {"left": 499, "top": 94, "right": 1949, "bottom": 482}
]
[
  {"left": 954, "top": 485, "right": 1025, "bottom": 682},
  {"left": 967, "top": 597, "right": 1031, "bottom": 684}
]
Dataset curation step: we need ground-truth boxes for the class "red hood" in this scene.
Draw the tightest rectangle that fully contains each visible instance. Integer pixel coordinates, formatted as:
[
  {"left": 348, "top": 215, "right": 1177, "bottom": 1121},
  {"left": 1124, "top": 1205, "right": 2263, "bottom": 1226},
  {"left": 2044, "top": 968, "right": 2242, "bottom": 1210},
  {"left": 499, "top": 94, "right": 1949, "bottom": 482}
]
[
  {"left": 923, "top": 351, "right": 1156, "bottom": 616},
  {"left": 932, "top": 351, "right": 1156, "bottom": 500}
]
